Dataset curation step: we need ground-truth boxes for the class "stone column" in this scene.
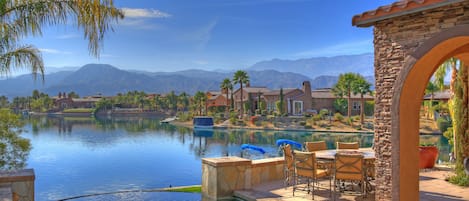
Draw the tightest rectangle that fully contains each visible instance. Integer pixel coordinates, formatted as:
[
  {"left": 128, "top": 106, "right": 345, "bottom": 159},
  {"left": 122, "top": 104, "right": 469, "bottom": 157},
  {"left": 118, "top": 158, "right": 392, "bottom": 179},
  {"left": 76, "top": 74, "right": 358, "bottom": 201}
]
[
  {"left": 202, "top": 157, "right": 251, "bottom": 201},
  {"left": 0, "top": 169, "right": 35, "bottom": 201}
]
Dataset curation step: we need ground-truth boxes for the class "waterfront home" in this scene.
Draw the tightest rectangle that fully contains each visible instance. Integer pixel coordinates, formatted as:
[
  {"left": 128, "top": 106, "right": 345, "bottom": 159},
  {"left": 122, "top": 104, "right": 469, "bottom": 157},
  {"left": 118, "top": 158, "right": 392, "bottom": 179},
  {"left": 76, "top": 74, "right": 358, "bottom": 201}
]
[
  {"left": 53, "top": 93, "right": 103, "bottom": 110},
  {"left": 232, "top": 84, "right": 270, "bottom": 113},
  {"left": 263, "top": 81, "right": 313, "bottom": 115},
  {"left": 206, "top": 90, "right": 231, "bottom": 111},
  {"left": 311, "top": 88, "right": 373, "bottom": 116}
]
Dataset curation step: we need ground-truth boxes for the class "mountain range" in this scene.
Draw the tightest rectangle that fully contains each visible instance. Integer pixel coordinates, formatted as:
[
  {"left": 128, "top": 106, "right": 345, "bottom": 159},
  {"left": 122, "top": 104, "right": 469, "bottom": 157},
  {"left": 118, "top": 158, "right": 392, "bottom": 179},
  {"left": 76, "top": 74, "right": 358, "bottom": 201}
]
[{"left": 0, "top": 54, "right": 374, "bottom": 98}]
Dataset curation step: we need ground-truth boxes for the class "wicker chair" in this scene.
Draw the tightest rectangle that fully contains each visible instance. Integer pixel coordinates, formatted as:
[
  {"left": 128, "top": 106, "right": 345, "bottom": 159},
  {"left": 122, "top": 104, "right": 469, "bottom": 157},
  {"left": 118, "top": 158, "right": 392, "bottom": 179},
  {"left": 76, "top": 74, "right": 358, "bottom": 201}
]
[
  {"left": 282, "top": 144, "right": 295, "bottom": 188},
  {"left": 337, "top": 142, "right": 359, "bottom": 149},
  {"left": 333, "top": 153, "right": 366, "bottom": 200},
  {"left": 293, "top": 150, "right": 332, "bottom": 200}
]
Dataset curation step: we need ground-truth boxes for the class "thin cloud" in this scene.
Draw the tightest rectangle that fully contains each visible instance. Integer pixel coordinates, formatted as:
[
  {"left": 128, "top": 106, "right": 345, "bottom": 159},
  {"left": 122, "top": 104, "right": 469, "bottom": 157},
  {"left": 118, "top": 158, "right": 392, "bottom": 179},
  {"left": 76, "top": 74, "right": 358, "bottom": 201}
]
[
  {"left": 294, "top": 39, "right": 373, "bottom": 58},
  {"left": 193, "top": 60, "right": 209, "bottom": 65},
  {"left": 121, "top": 8, "right": 171, "bottom": 18},
  {"left": 39, "top": 48, "right": 72, "bottom": 55},
  {"left": 181, "top": 20, "right": 218, "bottom": 51},
  {"left": 118, "top": 18, "right": 162, "bottom": 30}
]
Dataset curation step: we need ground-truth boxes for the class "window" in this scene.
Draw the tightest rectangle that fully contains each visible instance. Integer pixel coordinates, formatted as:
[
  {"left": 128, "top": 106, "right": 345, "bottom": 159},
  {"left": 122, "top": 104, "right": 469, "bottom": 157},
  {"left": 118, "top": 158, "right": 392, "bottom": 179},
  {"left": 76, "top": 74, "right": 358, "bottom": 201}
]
[{"left": 352, "top": 101, "right": 360, "bottom": 110}]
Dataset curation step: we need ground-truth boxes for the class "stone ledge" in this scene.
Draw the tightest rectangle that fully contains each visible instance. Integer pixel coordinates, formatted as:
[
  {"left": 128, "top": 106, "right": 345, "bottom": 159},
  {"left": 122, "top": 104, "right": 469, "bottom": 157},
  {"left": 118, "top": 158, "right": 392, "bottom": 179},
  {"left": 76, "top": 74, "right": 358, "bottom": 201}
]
[
  {"left": 0, "top": 169, "right": 35, "bottom": 183},
  {"left": 202, "top": 157, "right": 251, "bottom": 167},
  {"left": 251, "top": 157, "right": 284, "bottom": 167}
]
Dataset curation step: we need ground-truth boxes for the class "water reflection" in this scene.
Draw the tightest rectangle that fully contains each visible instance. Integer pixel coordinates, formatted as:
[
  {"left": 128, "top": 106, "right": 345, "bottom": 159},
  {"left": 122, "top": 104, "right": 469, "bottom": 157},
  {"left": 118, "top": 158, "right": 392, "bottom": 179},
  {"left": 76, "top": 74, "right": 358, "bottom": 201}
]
[{"left": 24, "top": 116, "right": 451, "bottom": 162}]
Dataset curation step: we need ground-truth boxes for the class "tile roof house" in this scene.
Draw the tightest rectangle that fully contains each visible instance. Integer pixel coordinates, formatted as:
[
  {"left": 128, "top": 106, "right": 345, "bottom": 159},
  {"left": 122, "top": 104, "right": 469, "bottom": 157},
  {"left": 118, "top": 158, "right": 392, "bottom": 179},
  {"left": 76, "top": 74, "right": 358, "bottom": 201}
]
[
  {"left": 311, "top": 88, "right": 374, "bottom": 116},
  {"left": 262, "top": 81, "right": 313, "bottom": 115}
]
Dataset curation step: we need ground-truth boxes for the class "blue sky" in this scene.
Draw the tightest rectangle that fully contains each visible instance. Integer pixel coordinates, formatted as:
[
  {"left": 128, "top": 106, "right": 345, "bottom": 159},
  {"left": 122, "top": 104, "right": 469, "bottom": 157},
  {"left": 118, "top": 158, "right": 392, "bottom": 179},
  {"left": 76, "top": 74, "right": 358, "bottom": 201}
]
[{"left": 23, "top": 0, "right": 395, "bottom": 73}]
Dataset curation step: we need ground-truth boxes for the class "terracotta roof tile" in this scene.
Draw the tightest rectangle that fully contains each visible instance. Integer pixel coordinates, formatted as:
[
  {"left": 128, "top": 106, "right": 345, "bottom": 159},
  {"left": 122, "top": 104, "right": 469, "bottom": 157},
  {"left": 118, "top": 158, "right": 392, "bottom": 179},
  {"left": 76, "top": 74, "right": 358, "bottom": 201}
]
[{"left": 352, "top": 0, "right": 463, "bottom": 27}]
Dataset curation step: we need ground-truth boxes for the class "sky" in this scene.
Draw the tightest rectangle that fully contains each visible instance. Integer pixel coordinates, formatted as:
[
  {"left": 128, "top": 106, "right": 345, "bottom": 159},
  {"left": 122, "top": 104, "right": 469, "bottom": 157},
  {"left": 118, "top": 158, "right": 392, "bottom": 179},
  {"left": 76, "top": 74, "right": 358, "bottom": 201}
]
[{"left": 22, "top": 0, "right": 396, "bottom": 74}]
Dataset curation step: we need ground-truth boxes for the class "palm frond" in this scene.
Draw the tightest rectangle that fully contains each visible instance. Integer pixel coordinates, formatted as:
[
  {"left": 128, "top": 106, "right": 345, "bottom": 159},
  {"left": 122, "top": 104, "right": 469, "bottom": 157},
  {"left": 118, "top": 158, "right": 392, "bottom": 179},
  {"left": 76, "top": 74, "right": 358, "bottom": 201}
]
[{"left": 0, "top": 44, "right": 44, "bottom": 79}]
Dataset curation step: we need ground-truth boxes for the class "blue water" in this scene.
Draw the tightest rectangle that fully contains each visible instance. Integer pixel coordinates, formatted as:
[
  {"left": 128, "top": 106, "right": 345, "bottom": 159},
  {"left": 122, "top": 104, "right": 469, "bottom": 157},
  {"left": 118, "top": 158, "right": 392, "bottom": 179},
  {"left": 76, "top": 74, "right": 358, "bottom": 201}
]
[{"left": 19, "top": 116, "right": 450, "bottom": 201}]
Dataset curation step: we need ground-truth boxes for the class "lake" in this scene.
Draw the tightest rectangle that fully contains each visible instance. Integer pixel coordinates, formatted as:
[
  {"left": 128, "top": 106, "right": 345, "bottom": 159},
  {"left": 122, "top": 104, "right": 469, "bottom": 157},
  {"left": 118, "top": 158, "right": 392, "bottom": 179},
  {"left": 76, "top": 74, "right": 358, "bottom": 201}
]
[{"left": 20, "top": 116, "right": 450, "bottom": 201}]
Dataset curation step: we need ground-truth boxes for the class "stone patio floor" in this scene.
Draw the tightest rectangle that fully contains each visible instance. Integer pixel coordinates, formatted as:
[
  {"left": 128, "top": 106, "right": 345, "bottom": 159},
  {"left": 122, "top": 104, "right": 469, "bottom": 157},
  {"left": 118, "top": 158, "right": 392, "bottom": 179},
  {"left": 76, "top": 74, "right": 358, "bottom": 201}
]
[{"left": 234, "top": 166, "right": 469, "bottom": 201}]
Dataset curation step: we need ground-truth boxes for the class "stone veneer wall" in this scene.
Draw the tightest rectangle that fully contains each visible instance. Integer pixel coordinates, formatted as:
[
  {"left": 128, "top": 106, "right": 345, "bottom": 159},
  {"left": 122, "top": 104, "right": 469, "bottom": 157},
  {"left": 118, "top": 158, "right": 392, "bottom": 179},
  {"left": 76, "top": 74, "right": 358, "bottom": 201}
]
[
  {"left": 372, "top": 2, "right": 469, "bottom": 200},
  {"left": 202, "top": 157, "right": 284, "bottom": 200},
  {"left": 0, "top": 169, "right": 35, "bottom": 201}
]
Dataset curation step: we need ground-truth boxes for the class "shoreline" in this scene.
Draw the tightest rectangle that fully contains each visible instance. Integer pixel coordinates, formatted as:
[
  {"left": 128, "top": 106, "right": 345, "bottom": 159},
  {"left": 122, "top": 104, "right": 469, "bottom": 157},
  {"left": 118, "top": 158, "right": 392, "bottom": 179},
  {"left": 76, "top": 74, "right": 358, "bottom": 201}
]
[{"left": 170, "top": 120, "right": 441, "bottom": 135}]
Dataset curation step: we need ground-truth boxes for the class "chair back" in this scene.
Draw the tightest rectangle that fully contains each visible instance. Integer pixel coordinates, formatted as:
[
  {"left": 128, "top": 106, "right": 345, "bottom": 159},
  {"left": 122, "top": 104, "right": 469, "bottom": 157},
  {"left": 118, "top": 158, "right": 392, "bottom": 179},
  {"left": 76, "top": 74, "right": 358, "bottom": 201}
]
[
  {"left": 337, "top": 142, "right": 359, "bottom": 149},
  {"left": 305, "top": 141, "right": 327, "bottom": 152},
  {"left": 293, "top": 151, "right": 317, "bottom": 178},
  {"left": 283, "top": 144, "right": 294, "bottom": 171},
  {"left": 334, "top": 153, "right": 364, "bottom": 181}
]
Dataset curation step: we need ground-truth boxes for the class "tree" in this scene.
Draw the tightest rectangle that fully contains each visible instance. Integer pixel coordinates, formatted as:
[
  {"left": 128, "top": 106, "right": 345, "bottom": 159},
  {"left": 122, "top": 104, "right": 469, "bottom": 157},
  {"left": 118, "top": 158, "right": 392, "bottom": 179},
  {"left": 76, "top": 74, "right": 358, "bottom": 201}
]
[
  {"left": 352, "top": 75, "right": 372, "bottom": 125},
  {"left": 0, "top": 0, "right": 123, "bottom": 170},
  {"left": 0, "top": 109, "right": 30, "bottom": 170},
  {"left": 220, "top": 78, "right": 232, "bottom": 112},
  {"left": 278, "top": 88, "right": 284, "bottom": 115},
  {"left": 178, "top": 92, "right": 190, "bottom": 112},
  {"left": 233, "top": 70, "right": 249, "bottom": 118},
  {"left": 425, "top": 82, "right": 438, "bottom": 119},
  {"left": 193, "top": 91, "right": 206, "bottom": 116},
  {"left": 0, "top": 0, "right": 123, "bottom": 79},
  {"left": 333, "top": 73, "right": 359, "bottom": 118},
  {"left": 68, "top": 91, "right": 79, "bottom": 98},
  {"left": 0, "top": 96, "right": 8, "bottom": 108}
]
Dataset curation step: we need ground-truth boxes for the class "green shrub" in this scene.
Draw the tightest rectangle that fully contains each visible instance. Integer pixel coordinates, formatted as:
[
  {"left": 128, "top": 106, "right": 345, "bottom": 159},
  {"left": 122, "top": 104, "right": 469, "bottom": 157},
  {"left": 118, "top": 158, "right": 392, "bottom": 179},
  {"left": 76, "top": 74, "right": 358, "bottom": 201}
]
[
  {"left": 304, "top": 125, "right": 312, "bottom": 129},
  {"left": 229, "top": 112, "right": 237, "bottom": 125},
  {"left": 319, "top": 109, "right": 329, "bottom": 117},
  {"left": 334, "top": 113, "right": 344, "bottom": 122},
  {"left": 437, "top": 117, "right": 451, "bottom": 133},
  {"left": 345, "top": 117, "right": 353, "bottom": 126},
  {"left": 312, "top": 114, "right": 322, "bottom": 121},
  {"left": 448, "top": 174, "right": 469, "bottom": 186},
  {"left": 443, "top": 127, "right": 454, "bottom": 146},
  {"left": 299, "top": 121, "right": 306, "bottom": 126},
  {"left": 352, "top": 115, "right": 360, "bottom": 121}
]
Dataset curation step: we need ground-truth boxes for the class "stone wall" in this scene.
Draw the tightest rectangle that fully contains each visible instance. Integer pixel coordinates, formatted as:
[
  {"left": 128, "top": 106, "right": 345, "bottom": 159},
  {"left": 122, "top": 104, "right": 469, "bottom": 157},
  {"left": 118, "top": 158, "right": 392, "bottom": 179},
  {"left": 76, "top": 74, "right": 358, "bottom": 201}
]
[
  {"left": 372, "top": 2, "right": 469, "bottom": 200},
  {"left": 0, "top": 169, "right": 35, "bottom": 201},
  {"left": 202, "top": 157, "right": 284, "bottom": 200}
]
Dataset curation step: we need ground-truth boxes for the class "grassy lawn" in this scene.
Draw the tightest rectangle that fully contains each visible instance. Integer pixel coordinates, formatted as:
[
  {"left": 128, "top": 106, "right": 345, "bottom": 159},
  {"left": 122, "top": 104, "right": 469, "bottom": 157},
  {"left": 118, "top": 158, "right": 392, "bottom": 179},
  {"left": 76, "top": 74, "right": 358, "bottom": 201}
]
[
  {"left": 62, "top": 108, "right": 94, "bottom": 113},
  {"left": 165, "top": 185, "right": 201, "bottom": 193}
]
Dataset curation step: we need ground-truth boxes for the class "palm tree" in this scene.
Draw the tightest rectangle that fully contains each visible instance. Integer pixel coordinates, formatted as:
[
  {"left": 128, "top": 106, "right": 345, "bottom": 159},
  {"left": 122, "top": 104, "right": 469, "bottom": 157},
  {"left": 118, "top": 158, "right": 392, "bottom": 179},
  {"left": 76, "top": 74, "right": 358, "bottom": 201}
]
[
  {"left": 220, "top": 78, "right": 232, "bottom": 112},
  {"left": 233, "top": 70, "right": 249, "bottom": 118},
  {"left": 333, "top": 73, "right": 358, "bottom": 118},
  {"left": 351, "top": 76, "right": 372, "bottom": 125},
  {"left": 193, "top": 91, "right": 206, "bottom": 115},
  {"left": 425, "top": 82, "right": 438, "bottom": 119},
  {"left": 0, "top": 0, "right": 124, "bottom": 78}
]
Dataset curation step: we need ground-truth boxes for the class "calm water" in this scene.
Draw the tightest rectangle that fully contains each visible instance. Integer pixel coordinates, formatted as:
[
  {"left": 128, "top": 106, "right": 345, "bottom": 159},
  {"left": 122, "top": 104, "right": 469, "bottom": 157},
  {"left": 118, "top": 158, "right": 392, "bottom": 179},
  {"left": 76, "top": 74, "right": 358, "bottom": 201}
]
[{"left": 20, "top": 116, "right": 450, "bottom": 201}]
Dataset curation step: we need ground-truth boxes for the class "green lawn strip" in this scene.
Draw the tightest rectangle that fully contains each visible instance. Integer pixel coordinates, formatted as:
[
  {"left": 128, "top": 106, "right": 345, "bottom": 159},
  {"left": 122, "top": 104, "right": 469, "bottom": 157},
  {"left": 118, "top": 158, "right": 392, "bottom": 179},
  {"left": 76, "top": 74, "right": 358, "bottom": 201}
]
[
  {"left": 164, "top": 185, "right": 201, "bottom": 193},
  {"left": 62, "top": 108, "right": 94, "bottom": 113}
]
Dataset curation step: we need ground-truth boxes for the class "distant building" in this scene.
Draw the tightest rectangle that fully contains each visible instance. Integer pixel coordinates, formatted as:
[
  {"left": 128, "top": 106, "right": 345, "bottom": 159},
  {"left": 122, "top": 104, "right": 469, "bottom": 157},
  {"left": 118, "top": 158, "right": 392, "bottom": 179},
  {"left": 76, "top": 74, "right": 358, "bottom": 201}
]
[
  {"left": 233, "top": 84, "right": 270, "bottom": 114},
  {"left": 311, "top": 88, "right": 374, "bottom": 116},
  {"left": 206, "top": 90, "right": 231, "bottom": 110},
  {"left": 263, "top": 81, "right": 313, "bottom": 115},
  {"left": 53, "top": 92, "right": 103, "bottom": 109}
]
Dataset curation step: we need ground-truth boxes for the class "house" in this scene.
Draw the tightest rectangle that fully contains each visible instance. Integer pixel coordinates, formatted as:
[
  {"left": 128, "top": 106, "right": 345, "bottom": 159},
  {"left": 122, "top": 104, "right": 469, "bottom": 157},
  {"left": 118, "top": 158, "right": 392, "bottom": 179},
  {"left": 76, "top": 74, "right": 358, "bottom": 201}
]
[
  {"left": 263, "top": 81, "right": 313, "bottom": 115},
  {"left": 423, "top": 90, "right": 450, "bottom": 102},
  {"left": 53, "top": 92, "right": 103, "bottom": 109},
  {"left": 206, "top": 90, "right": 231, "bottom": 111},
  {"left": 232, "top": 85, "right": 270, "bottom": 114},
  {"left": 311, "top": 88, "right": 374, "bottom": 116}
]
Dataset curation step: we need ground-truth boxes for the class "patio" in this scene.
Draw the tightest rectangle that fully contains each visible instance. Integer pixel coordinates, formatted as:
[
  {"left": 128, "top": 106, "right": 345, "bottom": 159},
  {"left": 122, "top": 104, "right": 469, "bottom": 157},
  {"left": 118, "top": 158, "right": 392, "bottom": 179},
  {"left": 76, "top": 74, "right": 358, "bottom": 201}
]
[{"left": 234, "top": 166, "right": 469, "bottom": 201}]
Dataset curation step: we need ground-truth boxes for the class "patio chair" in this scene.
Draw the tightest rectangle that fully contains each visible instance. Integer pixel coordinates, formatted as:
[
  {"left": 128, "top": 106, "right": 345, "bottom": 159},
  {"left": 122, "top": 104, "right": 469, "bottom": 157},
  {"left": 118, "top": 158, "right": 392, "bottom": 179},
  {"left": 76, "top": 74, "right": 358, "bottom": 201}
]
[
  {"left": 333, "top": 153, "right": 366, "bottom": 200},
  {"left": 305, "top": 141, "right": 333, "bottom": 172},
  {"left": 337, "top": 142, "right": 359, "bottom": 149},
  {"left": 282, "top": 144, "right": 295, "bottom": 188},
  {"left": 305, "top": 141, "right": 327, "bottom": 152},
  {"left": 293, "top": 150, "right": 332, "bottom": 200}
]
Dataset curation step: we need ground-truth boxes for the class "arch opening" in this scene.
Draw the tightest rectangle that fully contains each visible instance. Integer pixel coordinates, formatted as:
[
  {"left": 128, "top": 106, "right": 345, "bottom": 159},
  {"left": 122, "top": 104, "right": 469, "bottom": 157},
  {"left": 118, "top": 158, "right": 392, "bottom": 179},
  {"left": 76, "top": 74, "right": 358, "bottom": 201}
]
[{"left": 392, "top": 35, "right": 469, "bottom": 200}]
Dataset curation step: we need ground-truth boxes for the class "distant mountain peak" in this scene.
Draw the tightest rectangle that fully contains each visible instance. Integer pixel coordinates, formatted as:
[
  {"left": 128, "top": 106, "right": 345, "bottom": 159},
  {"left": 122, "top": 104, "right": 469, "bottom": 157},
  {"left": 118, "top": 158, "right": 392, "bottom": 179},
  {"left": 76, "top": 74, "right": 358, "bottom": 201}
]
[{"left": 249, "top": 53, "right": 374, "bottom": 78}]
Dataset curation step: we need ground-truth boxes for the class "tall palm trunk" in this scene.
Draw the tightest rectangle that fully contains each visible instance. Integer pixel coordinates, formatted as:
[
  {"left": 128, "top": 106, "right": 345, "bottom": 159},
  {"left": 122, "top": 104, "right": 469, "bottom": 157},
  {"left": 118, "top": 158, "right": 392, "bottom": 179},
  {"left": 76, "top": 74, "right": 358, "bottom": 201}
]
[
  {"left": 347, "top": 89, "right": 352, "bottom": 118},
  {"left": 360, "top": 94, "right": 365, "bottom": 125},
  {"left": 240, "top": 83, "right": 244, "bottom": 119}
]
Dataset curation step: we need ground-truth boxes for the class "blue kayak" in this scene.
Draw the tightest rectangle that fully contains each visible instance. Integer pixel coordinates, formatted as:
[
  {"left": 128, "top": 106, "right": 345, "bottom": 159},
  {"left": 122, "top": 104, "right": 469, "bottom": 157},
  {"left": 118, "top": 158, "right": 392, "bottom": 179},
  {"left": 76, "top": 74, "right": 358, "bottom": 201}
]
[
  {"left": 241, "top": 144, "right": 266, "bottom": 154},
  {"left": 276, "top": 139, "right": 302, "bottom": 149}
]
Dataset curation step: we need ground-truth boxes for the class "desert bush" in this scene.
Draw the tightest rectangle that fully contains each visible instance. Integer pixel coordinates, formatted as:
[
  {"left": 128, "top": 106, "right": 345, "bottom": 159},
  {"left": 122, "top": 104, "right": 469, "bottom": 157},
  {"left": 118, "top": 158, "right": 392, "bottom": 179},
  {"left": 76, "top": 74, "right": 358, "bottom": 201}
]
[
  {"left": 334, "top": 113, "right": 344, "bottom": 122},
  {"left": 299, "top": 121, "right": 306, "bottom": 126}
]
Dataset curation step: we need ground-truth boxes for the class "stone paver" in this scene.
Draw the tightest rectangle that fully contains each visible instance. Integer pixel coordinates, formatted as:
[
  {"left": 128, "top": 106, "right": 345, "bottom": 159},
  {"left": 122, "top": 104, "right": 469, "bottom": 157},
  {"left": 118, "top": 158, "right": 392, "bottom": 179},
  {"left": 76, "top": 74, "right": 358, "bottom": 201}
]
[{"left": 235, "top": 168, "right": 469, "bottom": 201}]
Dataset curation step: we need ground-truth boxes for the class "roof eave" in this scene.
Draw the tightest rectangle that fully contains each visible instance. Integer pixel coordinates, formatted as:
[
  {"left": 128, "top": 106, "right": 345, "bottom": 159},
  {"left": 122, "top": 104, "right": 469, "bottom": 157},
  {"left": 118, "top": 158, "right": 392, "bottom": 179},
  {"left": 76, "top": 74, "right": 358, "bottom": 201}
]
[{"left": 353, "top": 0, "right": 466, "bottom": 28}]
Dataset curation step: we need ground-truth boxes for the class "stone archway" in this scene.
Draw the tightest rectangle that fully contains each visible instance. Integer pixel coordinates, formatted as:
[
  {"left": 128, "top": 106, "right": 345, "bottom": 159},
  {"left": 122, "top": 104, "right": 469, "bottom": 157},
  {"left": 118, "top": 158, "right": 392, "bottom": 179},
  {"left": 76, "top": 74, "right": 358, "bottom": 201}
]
[
  {"left": 353, "top": 1, "right": 469, "bottom": 200},
  {"left": 392, "top": 31, "right": 469, "bottom": 201}
]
